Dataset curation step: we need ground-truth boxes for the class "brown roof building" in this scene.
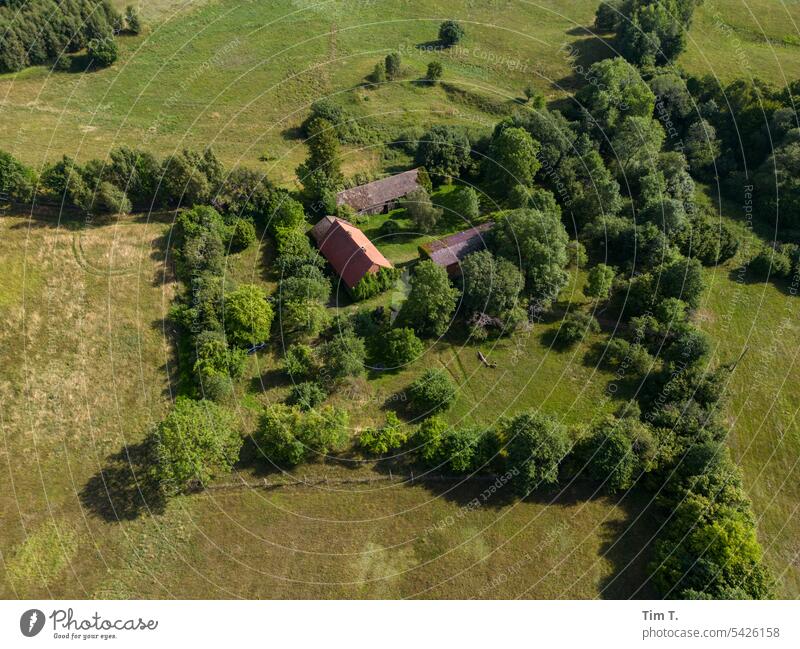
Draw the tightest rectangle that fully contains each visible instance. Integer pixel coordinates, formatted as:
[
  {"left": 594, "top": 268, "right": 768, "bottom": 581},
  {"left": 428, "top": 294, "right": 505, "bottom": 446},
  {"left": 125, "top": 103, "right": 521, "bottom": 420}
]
[
  {"left": 336, "top": 169, "right": 421, "bottom": 215},
  {"left": 310, "top": 216, "right": 393, "bottom": 289},
  {"left": 419, "top": 222, "right": 494, "bottom": 277}
]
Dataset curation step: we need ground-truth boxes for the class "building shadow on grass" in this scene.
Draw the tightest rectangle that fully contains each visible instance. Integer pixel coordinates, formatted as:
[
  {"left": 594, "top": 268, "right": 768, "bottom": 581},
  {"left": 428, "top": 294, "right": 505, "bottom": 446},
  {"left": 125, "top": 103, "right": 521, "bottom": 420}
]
[{"left": 80, "top": 440, "right": 165, "bottom": 522}]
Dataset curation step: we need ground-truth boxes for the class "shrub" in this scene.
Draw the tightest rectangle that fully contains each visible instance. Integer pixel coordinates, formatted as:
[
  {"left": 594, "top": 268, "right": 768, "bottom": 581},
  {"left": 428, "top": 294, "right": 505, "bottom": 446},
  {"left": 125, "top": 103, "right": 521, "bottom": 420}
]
[
  {"left": 320, "top": 332, "right": 366, "bottom": 379},
  {"left": 505, "top": 412, "right": 569, "bottom": 494},
  {"left": 409, "top": 368, "right": 457, "bottom": 415},
  {"left": 584, "top": 264, "right": 615, "bottom": 300},
  {"left": 223, "top": 284, "right": 274, "bottom": 347},
  {"left": 256, "top": 404, "right": 348, "bottom": 466},
  {"left": 749, "top": 246, "right": 793, "bottom": 280},
  {"left": 229, "top": 218, "right": 256, "bottom": 251},
  {"left": 87, "top": 35, "right": 118, "bottom": 68},
  {"left": 439, "top": 426, "right": 482, "bottom": 473},
  {"left": 125, "top": 5, "right": 142, "bottom": 34},
  {"left": 287, "top": 381, "right": 327, "bottom": 411},
  {"left": 351, "top": 267, "right": 400, "bottom": 301},
  {"left": 426, "top": 61, "right": 443, "bottom": 83},
  {"left": 414, "top": 416, "right": 450, "bottom": 464},
  {"left": 93, "top": 181, "right": 131, "bottom": 214},
  {"left": 399, "top": 260, "right": 459, "bottom": 337},
  {"left": 576, "top": 416, "right": 646, "bottom": 492},
  {"left": 438, "top": 20, "right": 465, "bottom": 46},
  {"left": 385, "top": 52, "right": 402, "bottom": 79},
  {"left": 556, "top": 311, "right": 600, "bottom": 348},
  {"left": 382, "top": 327, "right": 424, "bottom": 367},
  {"left": 402, "top": 187, "right": 442, "bottom": 232},
  {"left": 282, "top": 343, "right": 316, "bottom": 379},
  {"left": 358, "top": 412, "right": 407, "bottom": 455},
  {"left": 369, "top": 60, "right": 386, "bottom": 85},
  {"left": 153, "top": 397, "right": 241, "bottom": 494}
]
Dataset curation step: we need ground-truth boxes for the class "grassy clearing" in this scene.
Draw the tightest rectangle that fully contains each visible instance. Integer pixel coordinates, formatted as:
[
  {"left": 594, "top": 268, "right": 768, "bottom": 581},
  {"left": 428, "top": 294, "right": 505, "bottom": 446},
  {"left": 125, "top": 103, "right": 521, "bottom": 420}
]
[{"left": 3, "top": 0, "right": 799, "bottom": 182}]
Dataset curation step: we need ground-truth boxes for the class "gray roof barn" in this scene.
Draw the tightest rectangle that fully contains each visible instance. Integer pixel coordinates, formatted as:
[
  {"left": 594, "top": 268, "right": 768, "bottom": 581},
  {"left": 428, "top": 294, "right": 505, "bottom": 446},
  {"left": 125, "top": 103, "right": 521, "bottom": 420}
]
[
  {"left": 419, "top": 222, "right": 494, "bottom": 276},
  {"left": 336, "top": 169, "right": 421, "bottom": 214}
]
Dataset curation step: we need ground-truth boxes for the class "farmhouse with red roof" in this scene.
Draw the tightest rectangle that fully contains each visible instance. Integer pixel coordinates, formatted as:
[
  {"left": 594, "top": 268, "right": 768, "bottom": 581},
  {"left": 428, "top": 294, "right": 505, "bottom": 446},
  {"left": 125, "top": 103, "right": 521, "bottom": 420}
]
[{"left": 310, "top": 216, "right": 393, "bottom": 290}]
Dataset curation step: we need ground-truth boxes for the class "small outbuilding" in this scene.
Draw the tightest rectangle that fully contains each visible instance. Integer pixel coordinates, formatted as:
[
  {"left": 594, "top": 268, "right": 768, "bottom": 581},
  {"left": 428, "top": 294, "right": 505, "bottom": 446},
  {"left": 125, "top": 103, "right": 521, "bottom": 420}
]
[
  {"left": 336, "top": 169, "right": 422, "bottom": 215},
  {"left": 310, "top": 216, "right": 393, "bottom": 290},
  {"left": 418, "top": 222, "right": 494, "bottom": 277}
]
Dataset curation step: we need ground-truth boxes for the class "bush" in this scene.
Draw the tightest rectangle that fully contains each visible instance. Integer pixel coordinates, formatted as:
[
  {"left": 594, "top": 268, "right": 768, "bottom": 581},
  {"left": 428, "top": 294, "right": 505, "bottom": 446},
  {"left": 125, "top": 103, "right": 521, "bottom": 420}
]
[
  {"left": 576, "top": 416, "right": 648, "bottom": 492},
  {"left": 87, "top": 35, "right": 118, "bottom": 68},
  {"left": 358, "top": 412, "right": 407, "bottom": 455},
  {"left": 426, "top": 61, "right": 443, "bottom": 83},
  {"left": 402, "top": 187, "right": 443, "bottom": 233},
  {"left": 409, "top": 368, "right": 457, "bottom": 415},
  {"left": 438, "top": 20, "right": 465, "bottom": 46},
  {"left": 584, "top": 264, "right": 615, "bottom": 300},
  {"left": 398, "top": 260, "right": 459, "bottom": 337},
  {"left": 351, "top": 267, "right": 400, "bottom": 301},
  {"left": 153, "top": 397, "right": 241, "bottom": 494},
  {"left": 385, "top": 52, "right": 402, "bottom": 79},
  {"left": 414, "top": 416, "right": 449, "bottom": 464},
  {"left": 223, "top": 284, "right": 274, "bottom": 347},
  {"left": 439, "top": 426, "right": 482, "bottom": 473},
  {"left": 749, "top": 246, "right": 793, "bottom": 280},
  {"left": 93, "top": 181, "right": 131, "bottom": 214},
  {"left": 505, "top": 412, "right": 569, "bottom": 494},
  {"left": 320, "top": 332, "right": 366, "bottom": 380},
  {"left": 556, "top": 311, "right": 600, "bottom": 348},
  {"left": 125, "top": 5, "right": 142, "bottom": 34},
  {"left": 282, "top": 343, "right": 316, "bottom": 379},
  {"left": 287, "top": 381, "right": 327, "bottom": 411},
  {"left": 229, "top": 218, "right": 256, "bottom": 251},
  {"left": 256, "top": 404, "right": 348, "bottom": 466},
  {"left": 382, "top": 327, "right": 424, "bottom": 367}
]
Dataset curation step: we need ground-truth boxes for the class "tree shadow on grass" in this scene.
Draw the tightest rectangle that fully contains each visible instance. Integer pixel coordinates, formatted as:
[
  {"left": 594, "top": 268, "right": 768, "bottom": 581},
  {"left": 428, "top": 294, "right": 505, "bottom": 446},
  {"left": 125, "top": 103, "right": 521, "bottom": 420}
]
[{"left": 80, "top": 440, "right": 165, "bottom": 522}]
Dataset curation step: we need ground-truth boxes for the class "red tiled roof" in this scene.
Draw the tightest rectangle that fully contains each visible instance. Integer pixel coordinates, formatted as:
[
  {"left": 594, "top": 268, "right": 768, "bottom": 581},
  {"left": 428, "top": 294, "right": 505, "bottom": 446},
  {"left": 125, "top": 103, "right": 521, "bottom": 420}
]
[
  {"left": 420, "top": 222, "right": 494, "bottom": 271},
  {"left": 336, "top": 169, "right": 421, "bottom": 212},
  {"left": 314, "top": 217, "right": 393, "bottom": 289}
]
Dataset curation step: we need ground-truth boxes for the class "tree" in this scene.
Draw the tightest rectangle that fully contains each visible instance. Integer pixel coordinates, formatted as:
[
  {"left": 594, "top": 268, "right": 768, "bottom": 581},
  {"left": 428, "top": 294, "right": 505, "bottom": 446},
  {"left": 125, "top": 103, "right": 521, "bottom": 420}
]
[
  {"left": 385, "top": 52, "right": 401, "bottom": 79},
  {"left": 269, "top": 196, "right": 306, "bottom": 233},
  {"left": 575, "top": 57, "right": 655, "bottom": 136},
  {"left": 402, "top": 187, "right": 443, "bottom": 232},
  {"left": 595, "top": 0, "right": 623, "bottom": 31},
  {"left": 399, "top": 260, "right": 459, "bottom": 337},
  {"left": 556, "top": 311, "right": 600, "bottom": 348},
  {"left": 382, "top": 327, "right": 424, "bottom": 367},
  {"left": 415, "top": 416, "right": 450, "bottom": 464},
  {"left": 684, "top": 119, "right": 721, "bottom": 174},
  {"left": 659, "top": 256, "right": 706, "bottom": 308},
  {"left": 125, "top": 5, "right": 141, "bottom": 34},
  {"left": 296, "top": 117, "right": 342, "bottom": 210},
  {"left": 92, "top": 181, "right": 132, "bottom": 214},
  {"left": 282, "top": 343, "right": 316, "bottom": 379},
  {"left": 489, "top": 208, "right": 570, "bottom": 304},
  {"left": 577, "top": 416, "right": 648, "bottom": 492},
  {"left": 107, "top": 147, "right": 161, "bottom": 207},
  {"left": 610, "top": 116, "right": 666, "bottom": 178},
  {"left": 369, "top": 60, "right": 386, "bottom": 85},
  {"left": 484, "top": 126, "right": 541, "bottom": 190},
  {"left": 426, "top": 61, "right": 443, "bottom": 83},
  {"left": 505, "top": 412, "right": 569, "bottom": 495},
  {"left": 255, "top": 404, "right": 348, "bottom": 466},
  {"left": 438, "top": 20, "right": 465, "bottom": 46},
  {"left": 585, "top": 263, "right": 616, "bottom": 300},
  {"left": 228, "top": 218, "right": 256, "bottom": 251},
  {"left": 223, "top": 284, "right": 274, "bottom": 347},
  {"left": 358, "top": 412, "right": 407, "bottom": 455},
  {"left": 153, "top": 397, "right": 241, "bottom": 494},
  {"left": 523, "top": 85, "right": 545, "bottom": 108},
  {"left": 415, "top": 125, "right": 471, "bottom": 180},
  {"left": 460, "top": 250, "right": 524, "bottom": 318},
  {"left": 618, "top": 0, "right": 696, "bottom": 66},
  {"left": 320, "top": 332, "right": 366, "bottom": 379},
  {"left": 409, "top": 368, "right": 457, "bottom": 415},
  {"left": 0, "top": 150, "right": 37, "bottom": 203},
  {"left": 87, "top": 34, "right": 118, "bottom": 68},
  {"left": 451, "top": 185, "right": 480, "bottom": 221}
]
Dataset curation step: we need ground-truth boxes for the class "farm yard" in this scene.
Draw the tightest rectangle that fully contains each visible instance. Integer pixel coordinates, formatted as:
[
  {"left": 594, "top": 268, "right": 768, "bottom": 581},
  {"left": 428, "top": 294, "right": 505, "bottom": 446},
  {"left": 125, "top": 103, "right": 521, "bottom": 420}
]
[{"left": 1, "top": 0, "right": 800, "bottom": 603}]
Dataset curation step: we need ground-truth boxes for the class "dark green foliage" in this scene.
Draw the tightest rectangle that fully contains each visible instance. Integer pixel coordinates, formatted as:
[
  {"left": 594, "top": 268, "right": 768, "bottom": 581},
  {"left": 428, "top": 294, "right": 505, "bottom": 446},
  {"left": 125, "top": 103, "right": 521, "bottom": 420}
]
[
  {"left": 460, "top": 250, "right": 524, "bottom": 318},
  {"left": 351, "top": 267, "right": 400, "bottom": 301},
  {"left": 675, "top": 208, "right": 740, "bottom": 266},
  {"left": 399, "top": 260, "right": 459, "bottom": 337},
  {"left": 438, "top": 20, "right": 465, "bottom": 46},
  {"left": 610, "top": 116, "right": 666, "bottom": 178},
  {"left": 451, "top": 185, "right": 480, "bottom": 220},
  {"left": 255, "top": 404, "right": 348, "bottom": 466},
  {"left": 616, "top": 0, "right": 697, "bottom": 66},
  {"left": 556, "top": 311, "right": 600, "bottom": 348},
  {"left": 659, "top": 255, "right": 707, "bottom": 308},
  {"left": 382, "top": 327, "right": 424, "bottom": 367},
  {"left": 87, "top": 34, "right": 118, "bottom": 68},
  {"left": 107, "top": 147, "right": 161, "bottom": 208},
  {"left": 684, "top": 119, "right": 721, "bottom": 174},
  {"left": 228, "top": 218, "right": 256, "bottom": 252},
  {"left": 599, "top": 337, "right": 655, "bottom": 376},
  {"left": 358, "top": 412, "right": 407, "bottom": 456},
  {"left": 125, "top": 5, "right": 141, "bottom": 34},
  {"left": 402, "top": 187, "right": 443, "bottom": 232},
  {"left": 426, "top": 61, "right": 443, "bottom": 83},
  {"left": 214, "top": 168, "right": 279, "bottom": 223},
  {"left": 414, "top": 416, "right": 449, "bottom": 464},
  {"left": 505, "top": 412, "right": 569, "bottom": 494},
  {"left": 223, "top": 284, "right": 274, "bottom": 347},
  {"left": 748, "top": 245, "right": 793, "bottom": 280},
  {"left": 595, "top": 0, "right": 623, "bottom": 30},
  {"left": 0, "top": 0, "right": 122, "bottom": 73},
  {"left": 0, "top": 149, "right": 37, "bottom": 203},
  {"left": 282, "top": 343, "right": 316, "bottom": 379},
  {"left": 161, "top": 148, "right": 223, "bottom": 207},
  {"left": 369, "top": 60, "right": 386, "bottom": 85},
  {"left": 409, "top": 368, "right": 457, "bottom": 415},
  {"left": 489, "top": 208, "right": 569, "bottom": 304},
  {"left": 287, "top": 381, "right": 327, "bottom": 411},
  {"left": 385, "top": 52, "right": 401, "bottom": 79},
  {"left": 484, "top": 126, "right": 541, "bottom": 191},
  {"left": 40, "top": 155, "right": 92, "bottom": 210},
  {"left": 415, "top": 125, "right": 471, "bottom": 180},
  {"left": 320, "top": 332, "right": 366, "bottom": 379},
  {"left": 153, "top": 397, "right": 241, "bottom": 494}
]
